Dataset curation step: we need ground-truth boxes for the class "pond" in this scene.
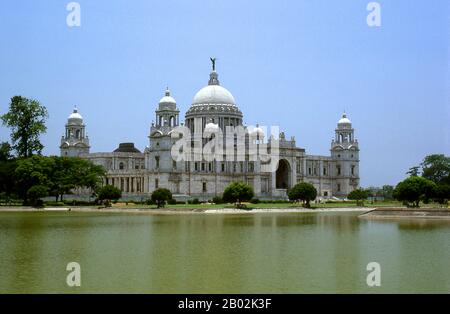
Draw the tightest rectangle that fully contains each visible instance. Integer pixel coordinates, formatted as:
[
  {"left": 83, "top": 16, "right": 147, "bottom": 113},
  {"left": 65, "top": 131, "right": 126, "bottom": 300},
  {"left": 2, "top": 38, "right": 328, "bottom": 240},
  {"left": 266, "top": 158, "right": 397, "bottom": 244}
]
[{"left": 0, "top": 211, "right": 449, "bottom": 293}]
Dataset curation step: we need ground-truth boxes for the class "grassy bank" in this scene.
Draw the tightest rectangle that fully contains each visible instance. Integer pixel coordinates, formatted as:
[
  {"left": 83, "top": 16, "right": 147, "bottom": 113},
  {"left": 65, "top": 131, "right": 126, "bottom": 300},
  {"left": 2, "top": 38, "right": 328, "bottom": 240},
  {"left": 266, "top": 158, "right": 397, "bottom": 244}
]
[{"left": 1, "top": 200, "right": 447, "bottom": 211}]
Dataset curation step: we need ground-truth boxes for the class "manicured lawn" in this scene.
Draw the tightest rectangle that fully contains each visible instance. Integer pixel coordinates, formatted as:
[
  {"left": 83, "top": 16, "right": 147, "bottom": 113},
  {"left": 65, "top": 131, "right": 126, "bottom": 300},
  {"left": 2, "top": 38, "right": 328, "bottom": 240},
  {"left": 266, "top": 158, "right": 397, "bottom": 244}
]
[
  {"left": 4, "top": 200, "right": 444, "bottom": 210},
  {"left": 108, "top": 200, "right": 410, "bottom": 210}
]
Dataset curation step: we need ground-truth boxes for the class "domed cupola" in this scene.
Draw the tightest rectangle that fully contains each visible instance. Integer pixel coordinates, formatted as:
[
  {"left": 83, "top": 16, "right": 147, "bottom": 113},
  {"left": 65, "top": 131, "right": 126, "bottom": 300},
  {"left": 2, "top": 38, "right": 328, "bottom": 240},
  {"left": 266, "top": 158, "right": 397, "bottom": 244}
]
[
  {"left": 332, "top": 112, "right": 357, "bottom": 148},
  {"left": 337, "top": 112, "right": 352, "bottom": 128},
  {"left": 185, "top": 58, "right": 243, "bottom": 132},
  {"left": 68, "top": 106, "right": 83, "bottom": 125},
  {"left": 191, "top": 71, "right": 236, "bottom": 106},
  {"left": 60, "top": 106, "right": 90, "bottom": 157},
  {"left": 153, "top": 87, "right": 180, "bottom": 128},
  {"left": 158, "top": 87, "right": 177, "bottom": 109}
]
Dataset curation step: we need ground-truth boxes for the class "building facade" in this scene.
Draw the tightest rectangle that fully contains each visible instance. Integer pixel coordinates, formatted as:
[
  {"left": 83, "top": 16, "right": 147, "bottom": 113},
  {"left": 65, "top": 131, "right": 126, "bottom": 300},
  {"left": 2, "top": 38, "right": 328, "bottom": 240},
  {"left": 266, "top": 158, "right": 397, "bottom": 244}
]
[{"left": 60, "top": 64, "right": 360, "bottom": 200}]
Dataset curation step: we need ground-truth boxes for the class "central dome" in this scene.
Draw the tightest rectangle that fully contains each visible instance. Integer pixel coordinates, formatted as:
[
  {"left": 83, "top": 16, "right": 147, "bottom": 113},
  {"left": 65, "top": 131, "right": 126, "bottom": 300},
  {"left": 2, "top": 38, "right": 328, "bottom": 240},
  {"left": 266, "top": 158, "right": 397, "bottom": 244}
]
[
  {"left": 185, "top": 63, "right": 243, "bottom": 129},
  {"left": 192, "top": 84, "right": 236, "bottom": 105}
]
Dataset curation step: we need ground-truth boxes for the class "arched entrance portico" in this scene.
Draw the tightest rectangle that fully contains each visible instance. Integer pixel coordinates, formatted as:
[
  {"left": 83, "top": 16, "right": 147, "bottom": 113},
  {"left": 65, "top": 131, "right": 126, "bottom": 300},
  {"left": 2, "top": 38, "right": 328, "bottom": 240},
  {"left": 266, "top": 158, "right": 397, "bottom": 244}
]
[{"left": 276, "top": 159, "right": 291, "bottom": 189}]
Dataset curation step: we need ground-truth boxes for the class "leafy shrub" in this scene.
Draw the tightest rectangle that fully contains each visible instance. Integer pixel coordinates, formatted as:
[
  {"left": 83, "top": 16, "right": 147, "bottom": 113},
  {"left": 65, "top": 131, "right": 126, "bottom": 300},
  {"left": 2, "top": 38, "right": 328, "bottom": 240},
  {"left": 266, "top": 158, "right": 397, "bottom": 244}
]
[
  {"left": 192, "top": 198, "right": 200, "bottom": 204},
  {"left": 212, "top": 196, "right": 223, "bottom": 204},
  {"left": 27, "top": 185, "right": 48, "bottom": 208},
  {"left": 151, "top": 188, "right": 172, "bottom": 208},
  {"left": 97, "top": 185, "right": 122, "bottom": 206},
  {"left": 347, "top": 189, "right": 370, "bottom": 206},
  {"left": 393, "top": 176, "right": 437, "bottom": 207},
  {"left": 167, "top": 198, "right": 177, "bottom": 205},
  {"left": 222, "top": 182, "right": 254, "bottom": 206},
  {"left": 288, "top": 182, "right": 317, "bottom": 208}
]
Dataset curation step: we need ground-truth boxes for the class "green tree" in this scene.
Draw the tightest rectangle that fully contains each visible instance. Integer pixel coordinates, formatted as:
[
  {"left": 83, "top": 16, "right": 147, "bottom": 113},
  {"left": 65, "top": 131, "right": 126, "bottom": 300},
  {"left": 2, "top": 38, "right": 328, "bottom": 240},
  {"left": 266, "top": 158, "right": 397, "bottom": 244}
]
[
  {"left": 0, "top": 159, "right": 17, "bottom": 199},
  {"left": 13, "top": 155, "right": 105, "bottom": 205},
  {"left": 26, "top": 185, "right": 48, "bottom": 208},
  {"left": 222, "top": 182, "right": 254, "bottom": 207},
  {"left": 407, "top": 166, "right": 420, "bottom": 177},
  {"left": 287, "top": 182, "right": 317, "bottom": 208},
  {"left": 97, "top": 185, "right": 122, "bottom": 207},
  {"left": 393, "top": 176, "right": 437, "bottom": 208},
  {"left": 151, "top": 188, "right": 173, "bottom": 208},
  {"left": 14, "top": 155, "right": 54, "bottom": 204},
  {"left": 420, "top": 154, "right": 450, "bottom": 185},
  {"left": 347, "top": 189, "right": 370, "bottom": 206},
  {"left": 0, "top": 142, "right": 16, "bottom": 197},
  {"left": 48, "top": 157, "right": 105, "bottom": 201},
  {"left": 382, "top": 185, "right": 394, "bottom": 200},
  {"left": 0, "top": 142, "right": 12, "bottom": 161},
  {"left": 434, "top": 184, "right": 450, "bottom": 206},
  {"left": 1, "top": 96, "right": 48, "bottom": 158},
  {"left": 48, "top": 156, "right": 77, "bottom": 201},
  {"left": 74, "top": 159, "right": 105, "bottom": 192}
]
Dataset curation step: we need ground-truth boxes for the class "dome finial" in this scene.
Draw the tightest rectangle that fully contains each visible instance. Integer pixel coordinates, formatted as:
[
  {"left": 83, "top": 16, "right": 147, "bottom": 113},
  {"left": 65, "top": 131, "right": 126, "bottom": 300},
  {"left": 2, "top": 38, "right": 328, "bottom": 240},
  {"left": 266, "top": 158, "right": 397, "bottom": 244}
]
[
  {"left": 165, "top": 86, "right": 170, "bottom": 96},
  {"left": 210, "top": 57, "right": 217, "bottom": 71},
  {"left": 208, "top": 57, "right": 220, "bottom": 85},
  {"left": 73, "top": 105, "right": 78, "bottom": 113}
]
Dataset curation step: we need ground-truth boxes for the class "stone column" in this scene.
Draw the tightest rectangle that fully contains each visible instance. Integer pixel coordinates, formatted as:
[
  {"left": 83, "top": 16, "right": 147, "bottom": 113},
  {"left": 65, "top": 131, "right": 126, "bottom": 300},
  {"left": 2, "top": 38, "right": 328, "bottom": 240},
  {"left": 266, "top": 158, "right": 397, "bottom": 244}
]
[
  {"left": 292, "top": 158, "right": 297, "bottom": 186},
  {"left": 271, "top": 170, "right": 276, "bottom": 195},
  {"left": 319, "top": 160, "right": 323, "bottom": 196},
  {"left": 303, "top": 158, "right": 307, "bottom": 179}
]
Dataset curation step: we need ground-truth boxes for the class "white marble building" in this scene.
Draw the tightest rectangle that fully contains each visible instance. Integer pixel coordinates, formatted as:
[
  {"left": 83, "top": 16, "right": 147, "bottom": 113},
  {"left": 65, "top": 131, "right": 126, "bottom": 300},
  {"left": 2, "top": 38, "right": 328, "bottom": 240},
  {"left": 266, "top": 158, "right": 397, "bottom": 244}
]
[{"left": 60, "top": 64, "right": 360, "bottom": 200}]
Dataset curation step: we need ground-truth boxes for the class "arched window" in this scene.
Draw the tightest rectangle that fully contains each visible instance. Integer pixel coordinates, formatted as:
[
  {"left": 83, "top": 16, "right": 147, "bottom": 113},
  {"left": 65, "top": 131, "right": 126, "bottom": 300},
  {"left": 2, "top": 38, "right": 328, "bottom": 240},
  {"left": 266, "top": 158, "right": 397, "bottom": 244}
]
[
  {"left": 119, "top": 162, "right": 124, "bottom": 170},
  {"left": 75, "top": 130, "right": 81, "bottom": 139}
]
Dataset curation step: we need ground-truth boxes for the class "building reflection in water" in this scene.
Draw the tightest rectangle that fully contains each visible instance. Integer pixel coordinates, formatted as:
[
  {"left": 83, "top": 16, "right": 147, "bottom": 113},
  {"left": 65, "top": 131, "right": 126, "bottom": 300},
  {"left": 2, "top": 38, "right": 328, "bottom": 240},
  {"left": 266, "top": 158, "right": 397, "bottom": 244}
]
[{"left": 0, "top": 212, "right": 449, "bottom": 293}]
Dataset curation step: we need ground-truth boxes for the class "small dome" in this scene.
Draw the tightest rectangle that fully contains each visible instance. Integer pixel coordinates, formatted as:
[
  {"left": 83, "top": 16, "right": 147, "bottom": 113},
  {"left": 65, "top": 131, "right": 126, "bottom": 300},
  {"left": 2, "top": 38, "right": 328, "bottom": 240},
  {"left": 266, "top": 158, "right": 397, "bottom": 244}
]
[
  {"left": 192, "top": 84, "right": 236, "bottom": 105},
  {"left": 249, "top": 125, "right": 265, "bottom": 138},
  {"left": 114, "top": 142, "right": 141, "bottom": 153},
  {"left": 204, "top": 122, "right": 220, "bottom": 133},
  {"left": 338, "top": 112, "right": 351, "bottom": 125},
  {"left": 68, "top": 106, "right": 83, "bottom": 122},
  {"left": 159, "top": 88, "right": 176, "bottom": 105}
]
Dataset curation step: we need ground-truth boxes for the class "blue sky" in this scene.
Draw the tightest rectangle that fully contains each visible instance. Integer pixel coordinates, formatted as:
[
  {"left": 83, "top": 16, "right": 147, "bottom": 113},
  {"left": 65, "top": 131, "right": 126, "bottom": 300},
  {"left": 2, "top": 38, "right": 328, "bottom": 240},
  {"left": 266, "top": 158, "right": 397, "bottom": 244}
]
[{"left": 0, "top": 0, "right": 448, "bottom": 187}]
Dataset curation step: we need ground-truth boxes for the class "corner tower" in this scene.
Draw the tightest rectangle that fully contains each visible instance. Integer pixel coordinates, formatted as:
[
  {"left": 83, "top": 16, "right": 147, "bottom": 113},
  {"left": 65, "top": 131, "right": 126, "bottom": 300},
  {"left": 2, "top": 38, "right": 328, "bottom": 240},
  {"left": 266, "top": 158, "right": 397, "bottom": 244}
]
[
  {"left": 60, "top": 106, "right": 90, "bottom": 157},
  {"left": 330, "top": 112, "right": 359, "bottom": 197},
  {"left": 146, "top": 88, "right": 180, "bottom": 172},
  {"left": 154, "top": 88, "right": 180, "bottom": 128}
]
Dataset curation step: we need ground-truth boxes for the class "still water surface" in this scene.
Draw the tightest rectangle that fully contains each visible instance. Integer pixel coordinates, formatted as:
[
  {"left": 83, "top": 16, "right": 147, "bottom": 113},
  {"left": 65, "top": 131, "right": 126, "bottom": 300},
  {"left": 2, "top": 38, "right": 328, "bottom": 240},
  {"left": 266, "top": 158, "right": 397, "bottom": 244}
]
[{"left": 0, "top": 211, "right": 449, "bottom": 293}]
